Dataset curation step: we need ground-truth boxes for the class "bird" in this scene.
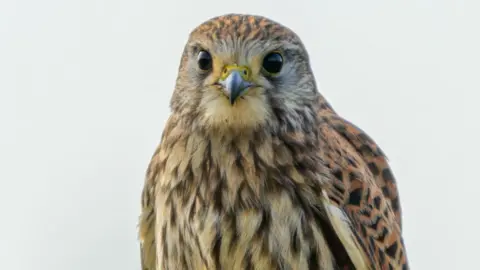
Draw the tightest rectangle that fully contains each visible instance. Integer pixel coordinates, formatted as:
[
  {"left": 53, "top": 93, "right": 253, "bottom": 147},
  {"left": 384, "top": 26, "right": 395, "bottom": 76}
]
[{"left": 138, "top": 14, "right": 409, "bottom": 270}]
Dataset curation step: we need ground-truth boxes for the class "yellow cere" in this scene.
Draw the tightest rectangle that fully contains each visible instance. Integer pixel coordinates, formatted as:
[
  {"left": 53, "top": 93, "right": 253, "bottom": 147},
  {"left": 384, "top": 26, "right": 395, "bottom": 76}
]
[{"left": 220, "top": 65, "right": 252, "bottom": 81}]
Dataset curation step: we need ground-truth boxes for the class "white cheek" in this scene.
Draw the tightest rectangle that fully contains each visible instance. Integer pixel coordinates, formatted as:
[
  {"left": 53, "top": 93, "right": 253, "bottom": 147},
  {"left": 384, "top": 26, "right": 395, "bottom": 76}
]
[{"left": 199, "top": 89, "right": 271, "bottom": 130}]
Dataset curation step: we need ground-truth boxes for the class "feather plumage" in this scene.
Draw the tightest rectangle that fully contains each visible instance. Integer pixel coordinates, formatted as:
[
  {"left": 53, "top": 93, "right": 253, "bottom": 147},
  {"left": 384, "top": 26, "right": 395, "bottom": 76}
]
[{"left": 138, "top": 14, "right": 409, "bottom": 270}]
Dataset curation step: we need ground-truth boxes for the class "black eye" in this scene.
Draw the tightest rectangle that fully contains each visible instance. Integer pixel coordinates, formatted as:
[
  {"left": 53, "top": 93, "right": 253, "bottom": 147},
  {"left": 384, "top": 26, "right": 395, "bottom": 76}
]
[
  {"left": 197, "top": 50, "right": 212, "bottom": 71},
  {"left": 262, "top": 52, "right": 283, "bottom": 74}
]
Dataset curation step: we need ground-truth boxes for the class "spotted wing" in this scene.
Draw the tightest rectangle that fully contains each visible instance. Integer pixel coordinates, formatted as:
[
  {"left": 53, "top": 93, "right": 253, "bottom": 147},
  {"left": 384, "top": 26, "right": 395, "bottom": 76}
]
[{"left": 318, "top": 110, "right": 409, "bottom": 269}]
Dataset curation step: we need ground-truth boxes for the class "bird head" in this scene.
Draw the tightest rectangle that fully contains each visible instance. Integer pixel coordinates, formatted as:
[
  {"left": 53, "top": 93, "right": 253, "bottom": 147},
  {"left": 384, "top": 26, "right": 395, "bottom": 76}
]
[{"left": 170, "top": 14, "right": 320, "bottom": 134}]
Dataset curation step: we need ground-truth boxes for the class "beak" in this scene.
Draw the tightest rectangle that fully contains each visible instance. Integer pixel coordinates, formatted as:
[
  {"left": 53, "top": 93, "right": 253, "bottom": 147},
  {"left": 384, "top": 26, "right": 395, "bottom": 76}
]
[{"left": 218, "top": 65, "right": 253, "bottom": 105}]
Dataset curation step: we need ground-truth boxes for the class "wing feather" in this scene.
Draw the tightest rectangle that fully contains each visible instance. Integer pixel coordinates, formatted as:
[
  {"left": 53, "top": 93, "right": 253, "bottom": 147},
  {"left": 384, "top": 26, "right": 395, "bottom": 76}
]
[
  {"left": 321, "top": 190, "right": 371, "bottom": 270},
  {"left": 318, "top": 108, "right": 409, "bottom": 269}
]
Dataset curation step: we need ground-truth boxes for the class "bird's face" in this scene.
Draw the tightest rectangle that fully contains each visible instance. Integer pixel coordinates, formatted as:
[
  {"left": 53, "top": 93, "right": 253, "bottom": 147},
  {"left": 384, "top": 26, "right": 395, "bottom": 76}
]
[{"left": 171, "top": 14, "right": 319, "bottom": 133}]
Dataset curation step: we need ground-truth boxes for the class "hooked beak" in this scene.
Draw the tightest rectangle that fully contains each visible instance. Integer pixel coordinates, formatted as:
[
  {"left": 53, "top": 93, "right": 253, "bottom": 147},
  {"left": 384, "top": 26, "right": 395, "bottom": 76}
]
[{"left": 218, "top": 66, "right": 253, "bottom": 105}]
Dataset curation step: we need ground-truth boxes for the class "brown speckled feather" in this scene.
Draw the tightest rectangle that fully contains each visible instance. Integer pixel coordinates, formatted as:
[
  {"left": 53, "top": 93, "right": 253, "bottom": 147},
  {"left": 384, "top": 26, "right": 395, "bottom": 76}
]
[
  {"left": 317, "top": 101, "right": 408, "bottom": 269},
  {"left": 139, "top": 14, "right": 409, "bottom": 270}
]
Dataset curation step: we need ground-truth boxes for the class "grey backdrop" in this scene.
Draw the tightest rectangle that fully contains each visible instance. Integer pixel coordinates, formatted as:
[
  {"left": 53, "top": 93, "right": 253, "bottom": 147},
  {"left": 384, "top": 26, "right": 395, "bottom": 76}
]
[{"left": 1, "top": 0, "right": 478, "bottom": 269}]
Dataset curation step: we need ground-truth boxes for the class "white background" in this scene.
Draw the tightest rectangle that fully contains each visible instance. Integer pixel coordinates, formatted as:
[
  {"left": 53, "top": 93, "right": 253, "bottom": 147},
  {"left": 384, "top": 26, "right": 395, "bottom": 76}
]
[{"left": 1, "top": 0, "right": 478, "bottom": 269}]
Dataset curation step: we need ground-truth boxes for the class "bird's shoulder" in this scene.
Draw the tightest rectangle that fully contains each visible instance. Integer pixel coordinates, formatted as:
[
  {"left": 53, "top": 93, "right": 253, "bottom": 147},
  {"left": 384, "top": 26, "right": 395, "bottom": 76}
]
[{"left": 316, "top": 104, "right": 409, "bottom": 269}]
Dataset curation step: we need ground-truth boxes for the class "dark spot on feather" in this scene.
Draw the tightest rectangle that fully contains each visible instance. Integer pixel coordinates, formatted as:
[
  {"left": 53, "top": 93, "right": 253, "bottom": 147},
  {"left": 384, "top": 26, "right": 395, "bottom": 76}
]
[
  {"left": 357, "top": 133, "right": 371, "bottom": 143},
  {"left": 378, "top": 248, "right": 386, "bottom": 266},
  {"left": 257, "top": 208, "right": 271, "bottom": 237},
  {"left": 358, "top": 145, "right": 371, "bottom": 155},
  {"left": 347, "top": 157, "right": 357, "bottom": 167},
  {"left": 332, "top": 169, "right": 343, "bottom": 181},
  {"left": 348, "top": 188, "right": 363, "bottom": 206},
  {"left": 370, "top": 216, "right": 381, "bottom": 230},
  {"left": 368, "top": 237, "right": 376, "bottom": 258},
  {"left": 307, "top": 248, "right": 320, "bottom": 269},
  {"left": 386, "top": 242, "right": 398, "bottom": 258},
  {"left": 334, "top": 123, "right": 346, "bottom": 133},
  {"left": 361, "top": 208, "right": 372, "bottom": 217},
  {"left": 212, "top": 230, "right": 222, "bottom": 268},
  {"left": 382, "top": 168, "right": 394, "bottom": 182},
  {"left": 384, "top": 209, "right": 390, "bottom": 219},
  {"left": 382, "top": 186, "right": 391, "bottom": 197},
  {"left": 213, "top": 181, "right": 224, "bottom": 211},
  {"left": 235, "top": 150, "right": 243, "bottom": 168},
  {"left": 291, "top": 227, "right": 301, "bottom": 254},
  {"left": 391, "top": 196, "right": 400, "bottom": 212},
  {"left": 169, "top": 204, "right": 177, "bottom": 226},
  {"left": 360, "top": 224, "right": 367, "bottom": 237},
  {"left": 161, "top": 225, "right": 168, "bottom": 260},
  {"left": 244, "top": 249, "right": 253, "bottom": 270},
  {"left": 373, "top": 196, "right": 382, "bottom": 209},
  {"left": 377, "top": 227, "right": 388, "bottom": 242},
  {"left": 368, "top": 162, "right": 380, "bottom": 176},
  {"left": 228, "top": 213, "right": 238, "bottom": 252}
]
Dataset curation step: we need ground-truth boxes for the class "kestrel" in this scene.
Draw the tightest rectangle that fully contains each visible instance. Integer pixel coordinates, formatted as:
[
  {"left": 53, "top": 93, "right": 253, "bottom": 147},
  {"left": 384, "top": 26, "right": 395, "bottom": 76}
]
[{"left": 139, "top": 14, "right": 409, "bottom": 270}]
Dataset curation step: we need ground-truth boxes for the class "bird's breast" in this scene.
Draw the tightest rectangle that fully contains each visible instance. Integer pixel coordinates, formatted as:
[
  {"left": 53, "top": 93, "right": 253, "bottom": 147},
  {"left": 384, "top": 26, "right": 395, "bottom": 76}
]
[
  {"left": 156, "top": 187, "right": 337, "bottom": 270},
  {"left": 154, "top": 126, "right": 335, "bottom": 269}
]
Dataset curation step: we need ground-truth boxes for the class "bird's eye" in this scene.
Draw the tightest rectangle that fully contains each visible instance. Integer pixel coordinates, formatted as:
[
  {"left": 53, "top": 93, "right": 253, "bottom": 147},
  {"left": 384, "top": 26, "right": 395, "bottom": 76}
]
[
  {"left": 262, "top": 52, "right": 283, "bottom": 75},
  {"left": 197, "top": 50, "right": 212, "bottom": 71}
]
